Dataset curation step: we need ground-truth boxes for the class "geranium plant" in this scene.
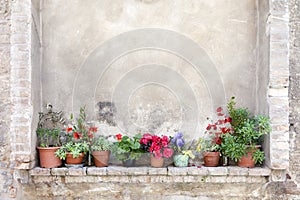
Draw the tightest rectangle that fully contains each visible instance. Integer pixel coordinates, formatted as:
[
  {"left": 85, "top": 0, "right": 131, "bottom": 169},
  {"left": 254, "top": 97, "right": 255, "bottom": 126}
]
[
  {"left": 112, "top": 133, "right": 143, "bottom": 161},
  {"left": 140, "top": 133, "right": 173, "bottom": 159},
  {"left": 197, "top": 107, "right": 233, "bottom": 153},
  {"left": 57, "top": 106, "right": 98, "bottom": 163}
]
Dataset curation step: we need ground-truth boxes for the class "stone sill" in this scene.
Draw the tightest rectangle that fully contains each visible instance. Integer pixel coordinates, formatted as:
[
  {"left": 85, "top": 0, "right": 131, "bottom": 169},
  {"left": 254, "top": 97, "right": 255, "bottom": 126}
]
[{"left": 29, "top": 166, "right": 271, "bottom": 184}]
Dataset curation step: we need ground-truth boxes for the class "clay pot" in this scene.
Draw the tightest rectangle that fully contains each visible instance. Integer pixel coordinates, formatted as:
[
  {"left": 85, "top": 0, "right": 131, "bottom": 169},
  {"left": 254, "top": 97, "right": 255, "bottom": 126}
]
[
  {"left": 238, "top": 152, "right": 255, "bottom": 168},
  {"left": 92, "top": 151, "right": 110, "bottom": 167},
  {"left": 238, "top": 146, "right": 260, "bottom": 168},
  {"left": 66, "top": 153, "right": 84, "bottom": 164},
  {"left": 150, "top": 154, "right": 164, "bottom": 167},
  {"left": 203, "top": 152, "right": 220, "bottom": 167},
  {"left": 37, "top": 146, "right": 62, "bottom": 168}
]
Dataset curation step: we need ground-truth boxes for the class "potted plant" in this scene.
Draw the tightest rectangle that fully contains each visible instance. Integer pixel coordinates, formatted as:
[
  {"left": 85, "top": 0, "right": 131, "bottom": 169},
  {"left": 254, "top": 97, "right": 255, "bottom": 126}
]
[
  {"left": 140, "top": 133, "right": 173, "bottom": 167},
  {"left": 221, "top": 97, "right": 271, "bottom": 167},
  {"left": 36, "top": 104, "right": 65, "bottom": 168},
  {"left": 112, "top": 133, "right": 143, "bottom": 167},
  {"left": 37, "top": 128, "right": 62, "bottom": 168},
  {"left": 197, "top": 107, "right": 233, "bottom": 167},
  {"left": 55, "top": 106, "right": 98, "bottom": 166},
  {"left": 91, "top": 136, "right": 113, "bottom": 167},
  {"left": 170, "top": 132, "right": 195, "bottom": 167},
  {"left": 55, "top": 141, "right": 89, "bottom": 164}
]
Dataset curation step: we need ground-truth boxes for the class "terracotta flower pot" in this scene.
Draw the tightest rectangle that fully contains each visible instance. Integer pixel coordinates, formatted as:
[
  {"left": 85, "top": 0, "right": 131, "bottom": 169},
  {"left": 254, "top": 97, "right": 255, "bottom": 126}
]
[
  {"left": 38, "top": 146, "right": 62, "bottom": 168},
  {"left": 203, "top": 152, "right": 220, "bottom": 167},
  {"left": 92, "top": 151, "right": 110, "bottom": 167},
  {"left": 238, "top": 145, "right": 260, "bottom": 168},
  {"left": 150, "top": 154, "right": 164, "bottom": 167},
  {"left": 238, "top": 152, "right": 255, "bottom": 168},
  {"left": 66, "top": 153, "right": 84, "bottom": 164}
]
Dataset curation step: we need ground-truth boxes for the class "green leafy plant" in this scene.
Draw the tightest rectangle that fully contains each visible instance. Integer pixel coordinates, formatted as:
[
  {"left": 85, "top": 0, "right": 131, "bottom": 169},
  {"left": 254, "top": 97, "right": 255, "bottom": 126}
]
[
  {"left": 112, "top": 133, "right": 144, "bottom": 161},
  {"left": 55, "top": 141, "right": 89, "bottom": 160},
  {"left": 91, "top": 136, "right": 113, "bottom": 151},
  {"left": 222, "top": 97, "right": 271, "bottom": 164},
  {"left": 252, "top": 149, "right": 265, "bottom": 164},
  {"left": 37, "top": 128, "right": 61, "bottom": 147},
  {"left": 227, "top": 96, "right": 250, "bottom": 132}
]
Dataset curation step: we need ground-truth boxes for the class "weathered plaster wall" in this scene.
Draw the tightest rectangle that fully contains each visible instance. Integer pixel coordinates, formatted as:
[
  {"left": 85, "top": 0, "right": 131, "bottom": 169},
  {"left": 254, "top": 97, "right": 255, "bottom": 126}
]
[{"left": 41, "top": 0, "right": 258, "bottom": 137}]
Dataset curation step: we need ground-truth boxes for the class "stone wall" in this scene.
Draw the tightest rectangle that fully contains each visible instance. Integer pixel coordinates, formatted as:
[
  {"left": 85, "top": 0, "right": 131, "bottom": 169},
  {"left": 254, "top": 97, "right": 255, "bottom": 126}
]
[
  {"left": 0, "top": 0, "right": 299, "bottom": 199},
  {"left": 286, "top": 0, "right": 300, "bottom": 198}
]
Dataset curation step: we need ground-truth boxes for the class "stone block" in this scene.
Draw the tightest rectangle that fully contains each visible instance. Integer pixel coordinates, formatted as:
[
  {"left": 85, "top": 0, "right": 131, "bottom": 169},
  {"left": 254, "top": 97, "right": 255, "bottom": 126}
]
[
  {"left": 207, "top": 176, "right": 228, "bottom": 183},
  {"left": 149, "top": 176, "right": 169, "bottom": 183},
  {"left": 167, "top": 167, "right": 188, "bottom": 176},
  {"left": 126, "top": 167, "right": 148, "bottom": 175},
  {"left": 271, "top": 131, "right": 289, "bottom": 141},
  {"left": 87, "top": 167, "right": 107, "bottom": 175},
  {"left": 207, "top": 167, "right": 228, "bottom": 176},
  {"left": 51, "top": 168, "right": 68, "bottom": 176},
  {"left": 107, "top": 166, "right": 127, "bottom": 175},
  {"left": 186, "top": 167, "right": 209, "bottom": 176},
  {"left": 65, "top": 176, "right": 95, "bottom": 183},
  {"left": 29, "top": 168, "right": 51, "bottom": 176},
  {"left": 66, "top": 167, "right": 86, "bottom": 176},
  {"left": 268, "top": 88, "right": 288, "bottom": 97},
  {"left": 227, "top": 166, "right": 249, "bottom": 176},
  {"left": 148, "top": 167, "right": 167, "bottom": 175},
  {"left": 248, "top": 167, "right": 271, "bottom": 176}
]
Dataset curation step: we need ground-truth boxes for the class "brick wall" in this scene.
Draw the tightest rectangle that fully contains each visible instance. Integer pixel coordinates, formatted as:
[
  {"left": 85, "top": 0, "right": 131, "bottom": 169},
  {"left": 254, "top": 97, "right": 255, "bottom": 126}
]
[{"left": 0, "top": 0, "right": 13, "bottom": 199}]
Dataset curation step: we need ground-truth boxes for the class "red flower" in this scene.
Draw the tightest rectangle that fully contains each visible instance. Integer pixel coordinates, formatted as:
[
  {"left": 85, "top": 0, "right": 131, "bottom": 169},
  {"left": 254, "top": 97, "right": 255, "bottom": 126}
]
[
  {"left": 89, "top": 127, "right": 97, "bottom": 132},
  {"left": 116, "top": 133, "right": 122, "bottom": 141},
  {"left": 66, "top": 127, "right": 73, "bottom": 132},
  {"left": 225, "top": 117, "right": 232, "bottom": 123},
  {"left": 206, "top": 124, "right": 211, "bottom": 130},
  {"left": 214, "top": 137, "right": 222, "bottom": 145},
  {"left": 73, "top": 132, "right": 79, "bottom": 139},
  {"left": 216, "top": 107, "right": 222, "bottom": 112}
]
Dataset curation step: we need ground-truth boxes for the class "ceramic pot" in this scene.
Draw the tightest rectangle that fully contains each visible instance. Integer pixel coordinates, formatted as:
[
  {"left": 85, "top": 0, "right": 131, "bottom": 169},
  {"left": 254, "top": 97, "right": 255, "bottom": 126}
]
[
  {"left": 173, "top": 154, "right": 189, "bottom": 167},
  {"left": 203, "top": 152, "right": 220, "bottom": 167},
  {"left": 92, "top": 151, "right": 110, "bottom": 167},
  {"left": 37, "top": 146, "right": 62, "bottom": 168},
  {"left": 150, "top": 154, "right": 164, "bottom": 167}
]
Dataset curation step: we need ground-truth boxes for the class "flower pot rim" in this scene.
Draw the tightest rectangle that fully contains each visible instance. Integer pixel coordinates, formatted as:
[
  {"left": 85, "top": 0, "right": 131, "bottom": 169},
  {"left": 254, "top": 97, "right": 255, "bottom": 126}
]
[{"left": 37, "top": 146, "right": 61, "bottom": 150}]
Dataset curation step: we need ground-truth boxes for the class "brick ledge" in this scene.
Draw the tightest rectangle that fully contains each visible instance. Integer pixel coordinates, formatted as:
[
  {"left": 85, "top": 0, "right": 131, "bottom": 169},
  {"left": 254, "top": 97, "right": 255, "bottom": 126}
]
[{"left": 29, "top": 166, "right": 271, "bottom": 184}]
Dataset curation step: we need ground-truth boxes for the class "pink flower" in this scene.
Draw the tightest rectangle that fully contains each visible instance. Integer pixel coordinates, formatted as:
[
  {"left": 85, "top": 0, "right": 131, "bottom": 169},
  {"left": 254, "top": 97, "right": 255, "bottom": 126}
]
[
  {"left": 163, "top": 148, "right": 173, "bottom": 158},
  {"left": 154, "top": 151, "right": 162, "bottom": 159}
]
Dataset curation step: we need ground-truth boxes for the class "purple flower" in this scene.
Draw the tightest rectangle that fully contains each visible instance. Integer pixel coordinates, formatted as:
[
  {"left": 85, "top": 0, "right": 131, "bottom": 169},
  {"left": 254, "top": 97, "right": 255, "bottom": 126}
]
[{"left": 172, "top": 132, "right": 185, "bottom": 148}]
